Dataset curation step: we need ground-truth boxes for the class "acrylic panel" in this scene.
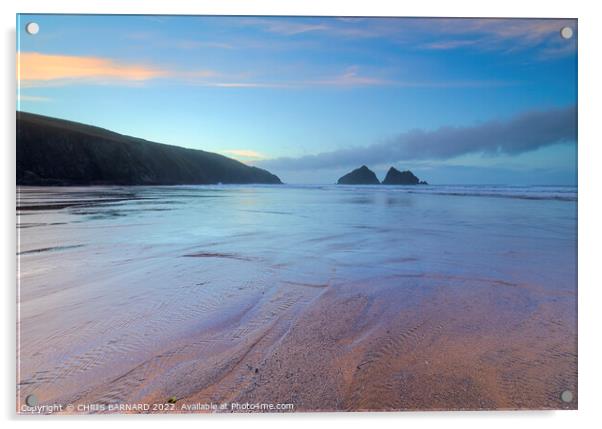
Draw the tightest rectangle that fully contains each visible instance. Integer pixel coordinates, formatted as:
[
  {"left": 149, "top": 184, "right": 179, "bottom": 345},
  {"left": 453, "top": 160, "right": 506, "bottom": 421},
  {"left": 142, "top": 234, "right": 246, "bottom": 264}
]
[{"left": 16, "top": 15, "right": 578, "bottom": 414}]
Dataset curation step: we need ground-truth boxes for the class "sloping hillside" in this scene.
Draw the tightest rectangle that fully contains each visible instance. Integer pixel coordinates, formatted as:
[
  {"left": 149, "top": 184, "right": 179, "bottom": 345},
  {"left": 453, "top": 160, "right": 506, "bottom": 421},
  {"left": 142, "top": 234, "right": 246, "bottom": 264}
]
[{"left": 17, "top": 111, "right": 282, "bottom": 186}]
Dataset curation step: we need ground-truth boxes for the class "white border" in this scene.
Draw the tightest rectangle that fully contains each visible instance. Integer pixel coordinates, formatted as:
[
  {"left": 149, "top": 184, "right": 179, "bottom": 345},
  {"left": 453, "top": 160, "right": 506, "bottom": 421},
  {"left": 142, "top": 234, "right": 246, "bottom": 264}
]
[{"left": 3, "top": 1, "right": 601, "bottom": 428}]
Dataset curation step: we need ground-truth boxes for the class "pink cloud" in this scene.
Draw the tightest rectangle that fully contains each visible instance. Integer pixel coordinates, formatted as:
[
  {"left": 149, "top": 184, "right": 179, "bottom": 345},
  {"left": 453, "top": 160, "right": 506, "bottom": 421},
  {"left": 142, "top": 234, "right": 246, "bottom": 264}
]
[
  {"left": 18, "top": 52, "right": 168, "bottom": 83},
  {"left": 18, "top": 52, "right": 217, "bottom": 87}
]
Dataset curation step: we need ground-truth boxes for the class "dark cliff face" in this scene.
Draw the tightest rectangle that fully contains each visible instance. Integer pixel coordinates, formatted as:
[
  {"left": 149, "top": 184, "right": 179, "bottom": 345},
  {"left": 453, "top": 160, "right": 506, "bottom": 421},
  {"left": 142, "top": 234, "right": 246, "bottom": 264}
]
[
  {"left": 337, "top": 165, "right": 380, "bottom": 185},
  {"left": 382, "top": 167, "right": 425, "bottom": 185},
  {"left": 16, "top": 111, "right": 282, "bottom": 186}
]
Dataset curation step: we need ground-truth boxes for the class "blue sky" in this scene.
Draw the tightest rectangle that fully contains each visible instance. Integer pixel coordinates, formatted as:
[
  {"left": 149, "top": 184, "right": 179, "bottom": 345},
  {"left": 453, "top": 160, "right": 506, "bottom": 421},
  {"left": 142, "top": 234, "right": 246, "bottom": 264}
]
[{"left": 17, "top": 15, "right": 577, "bottom": 184}]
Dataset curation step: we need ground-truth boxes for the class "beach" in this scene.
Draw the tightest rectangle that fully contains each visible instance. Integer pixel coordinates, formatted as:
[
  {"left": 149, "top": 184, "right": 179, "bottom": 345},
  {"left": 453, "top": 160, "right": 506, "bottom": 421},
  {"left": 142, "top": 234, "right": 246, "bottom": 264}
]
[{"left": 17, "top": 184, "right": 577, "bottom": 412}]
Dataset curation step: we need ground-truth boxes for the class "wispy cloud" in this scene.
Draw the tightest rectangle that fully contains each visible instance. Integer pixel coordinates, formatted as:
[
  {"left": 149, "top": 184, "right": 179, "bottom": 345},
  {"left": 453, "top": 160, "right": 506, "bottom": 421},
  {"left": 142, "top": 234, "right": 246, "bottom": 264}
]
[
  {"left": 191, "top": 66, "right": 390, "bottom": 89},
  {"left": 17, "top": 94, "right": 51, "bottom": 102},
  {"left": 336, "top": 18, "right": 366, "bottom": 23},
  {"left": 461, "top": 19, "right": 573, "bottom": 45},
  {"left": 17, "top": 52, "right": 387, "bottom": 89},
  {"left": 421, "top": 39, "right": 478, "bottom": 50},
  {"left": 18, "top": 52, "right": 168, "bottom": 86},
  {"left": 200, "top": 66, "right": 508, "bottom": 90},
  {"left": 222, "top": 149, "right": 265, "bottom": 160},
  {"left": 207, "top": 82, "right": 289, "bottom": 88},
  {"left": 310, "top": 66, "right": 391, "bottom": 87},
  {"left": 125, "top": 32, "right": 235, "bottom": 50},
  {"left": 417, "top": 18, "right": 577, "bottom": 56},
  {"left": 257, "top": 105, "right": 577, "bottom": 171},
  {"left": 242, "top": 18, "right": 330, "bottom": 36},
  {"left": 17, "top": 52, "right": 216, "bottom": 87},
  {"left": 307, "top": 66, "right": 515, "bottom": 89},
  {"left": 242, "top": 17, "right": 576, "bottom": 58},
  {"left": 242, "top": 17, "right": 394, "bottom": 39},
  {"left": 16, "top": 51, "right": 515, "bottom": 91}
]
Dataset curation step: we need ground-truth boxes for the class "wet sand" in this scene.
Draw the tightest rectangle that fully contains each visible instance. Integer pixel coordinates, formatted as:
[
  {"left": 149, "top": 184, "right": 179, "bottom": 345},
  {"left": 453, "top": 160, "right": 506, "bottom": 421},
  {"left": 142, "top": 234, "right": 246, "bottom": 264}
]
[
  {"left": 17, "top": 186, "right": 577, "bottom": 412},
  {"left": 132, "top": 275, "right": 576, "bottom": 411}
]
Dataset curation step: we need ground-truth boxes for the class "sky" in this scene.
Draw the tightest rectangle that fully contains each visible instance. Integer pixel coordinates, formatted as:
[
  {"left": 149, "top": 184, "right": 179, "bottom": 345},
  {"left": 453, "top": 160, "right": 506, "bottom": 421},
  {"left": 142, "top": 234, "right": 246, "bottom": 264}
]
[{"left": 17, "top": 15, "right": 577, "bottom": 184}]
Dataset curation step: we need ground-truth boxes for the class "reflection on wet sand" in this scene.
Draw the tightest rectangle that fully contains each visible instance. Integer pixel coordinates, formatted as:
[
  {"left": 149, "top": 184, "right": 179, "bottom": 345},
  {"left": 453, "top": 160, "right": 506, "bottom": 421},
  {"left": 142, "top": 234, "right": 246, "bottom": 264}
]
[{"left": 17, "top": 185, "right": 577, "bottom": 412}]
